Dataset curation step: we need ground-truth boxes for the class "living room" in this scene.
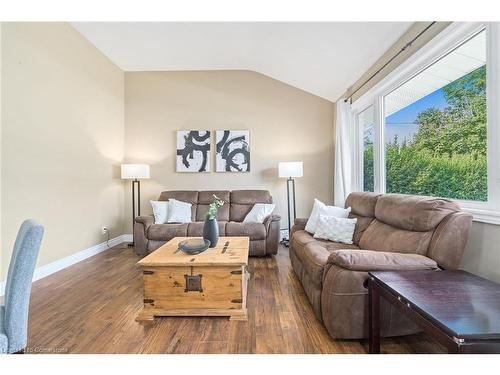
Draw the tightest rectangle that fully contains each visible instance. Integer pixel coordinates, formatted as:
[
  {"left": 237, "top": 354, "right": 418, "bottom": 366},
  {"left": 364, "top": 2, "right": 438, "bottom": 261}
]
[{"left": 1, "top": 0, "right": 499, "bottom": 371}]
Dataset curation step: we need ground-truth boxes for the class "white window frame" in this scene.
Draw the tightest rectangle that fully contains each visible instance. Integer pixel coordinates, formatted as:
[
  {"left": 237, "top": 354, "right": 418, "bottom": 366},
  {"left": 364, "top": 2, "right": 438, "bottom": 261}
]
[
  {"left": 351, "top": 22, "right": 500, "bottom": 225},
  {"left": 355, "top": 104, "right": 374, "bottom": 192}
]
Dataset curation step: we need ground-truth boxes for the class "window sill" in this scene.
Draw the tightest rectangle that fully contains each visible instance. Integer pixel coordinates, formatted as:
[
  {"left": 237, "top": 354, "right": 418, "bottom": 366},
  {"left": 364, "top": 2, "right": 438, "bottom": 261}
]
[{"left": 461, "top": 207, "right": 500, "bottom": 226}]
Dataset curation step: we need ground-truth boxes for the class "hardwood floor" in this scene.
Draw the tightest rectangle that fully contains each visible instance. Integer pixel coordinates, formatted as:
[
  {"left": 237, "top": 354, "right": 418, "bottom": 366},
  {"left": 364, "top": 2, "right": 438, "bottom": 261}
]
[{"left": 25, "top": 243, "right": 445, "bottom": 354}]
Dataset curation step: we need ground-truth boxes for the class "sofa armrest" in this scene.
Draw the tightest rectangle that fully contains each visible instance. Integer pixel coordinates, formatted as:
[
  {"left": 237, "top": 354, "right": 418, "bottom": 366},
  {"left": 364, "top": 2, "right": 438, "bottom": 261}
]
[
  {"left": 264, "top": 214, "right": 281, "bottom": 228},
  {"left": 264, "top": 214, "right": 281, "bottom": 255},
  {"left": 291, "top": 218, "right": 308, "bottom": 233},
  {"left": 135, "top": 215, "right": 154, "bottom": 227},
  {"left": 133, "top": 215, "right": 154, "bottom": 256},
  {"left": 328, "top": 249, "right": 438, "bottom": 272}
]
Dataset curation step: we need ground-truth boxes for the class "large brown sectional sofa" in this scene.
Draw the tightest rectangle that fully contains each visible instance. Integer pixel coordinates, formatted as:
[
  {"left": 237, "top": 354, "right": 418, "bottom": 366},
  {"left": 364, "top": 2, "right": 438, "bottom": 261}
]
[
  {"left": 134, "top": 190, "right": 281, "bottom": 256},
  {"left": 290, "top": 192, "right": 473, "bottom": 339}
]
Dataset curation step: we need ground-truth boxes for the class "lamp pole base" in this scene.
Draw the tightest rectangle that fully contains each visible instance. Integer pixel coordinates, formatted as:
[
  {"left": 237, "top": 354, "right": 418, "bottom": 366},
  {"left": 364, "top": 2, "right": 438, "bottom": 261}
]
[{"left": 285, "top": 177, "right": 296, "bottom": 248}]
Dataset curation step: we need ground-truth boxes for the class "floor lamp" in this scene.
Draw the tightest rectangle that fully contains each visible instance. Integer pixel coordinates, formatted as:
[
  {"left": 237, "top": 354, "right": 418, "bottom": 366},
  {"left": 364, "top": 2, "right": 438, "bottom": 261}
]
[
  {"left": 121, "top": 164, "right": 150, "bottom": 246},
  {"left": 278, "top": 162, "right": 303, "bottom": 247}
]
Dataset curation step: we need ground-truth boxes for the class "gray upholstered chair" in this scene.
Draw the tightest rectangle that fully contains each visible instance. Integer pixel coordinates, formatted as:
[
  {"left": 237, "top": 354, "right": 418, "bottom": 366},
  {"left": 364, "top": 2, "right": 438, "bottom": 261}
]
[{"left": 1, "top": 219, "right": 44, "bottom": 354}]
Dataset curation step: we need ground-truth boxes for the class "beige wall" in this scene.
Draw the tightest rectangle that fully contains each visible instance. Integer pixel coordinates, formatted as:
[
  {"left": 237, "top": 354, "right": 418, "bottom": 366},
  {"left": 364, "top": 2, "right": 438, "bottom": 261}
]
[
  {"left": 124, "top": 70, "right": 335, "bottom": 232},
  {"left": 461, "top": 224, "right": 500, "bottom": 283},
  {"left": 1, "top": 23, "right": 125, "bottom": 279}
]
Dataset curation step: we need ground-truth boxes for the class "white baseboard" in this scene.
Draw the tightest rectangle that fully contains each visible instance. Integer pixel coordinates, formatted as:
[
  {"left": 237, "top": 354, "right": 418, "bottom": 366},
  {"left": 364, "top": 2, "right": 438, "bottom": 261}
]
[
  {"left": 0, "top": 233, "right": 133, "bottom": 297},
  {"left": 123, "top": 234, "right": 133, "bottom": 243}
]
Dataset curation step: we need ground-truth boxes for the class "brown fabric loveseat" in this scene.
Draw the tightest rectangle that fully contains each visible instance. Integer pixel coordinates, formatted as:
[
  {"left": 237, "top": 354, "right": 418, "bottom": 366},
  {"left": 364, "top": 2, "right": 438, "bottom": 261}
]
[
  {"left": 290, "top": 192, "right": 473, "bottom": 339},
  {"left": 134, "top": 190, "right": 281, "bottom": 256}
]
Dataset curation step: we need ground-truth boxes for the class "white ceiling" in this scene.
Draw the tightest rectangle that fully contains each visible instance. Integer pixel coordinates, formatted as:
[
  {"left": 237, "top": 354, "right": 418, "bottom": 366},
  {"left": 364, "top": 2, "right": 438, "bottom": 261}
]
[{"left": 71, "top": 22, "right": 412, "bottom": 102}]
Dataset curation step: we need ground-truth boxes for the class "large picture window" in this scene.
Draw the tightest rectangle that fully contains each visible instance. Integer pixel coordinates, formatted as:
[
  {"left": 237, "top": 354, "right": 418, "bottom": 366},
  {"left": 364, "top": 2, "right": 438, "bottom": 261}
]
[
  {"left": 384, "top": 30, "right": 486, "bottom": 201},
  {"left": 358, "top": 106, "right": 374, "bottom": 192},
  {"left": 352, "top": 23, "right": 500, "bottom": 224}
]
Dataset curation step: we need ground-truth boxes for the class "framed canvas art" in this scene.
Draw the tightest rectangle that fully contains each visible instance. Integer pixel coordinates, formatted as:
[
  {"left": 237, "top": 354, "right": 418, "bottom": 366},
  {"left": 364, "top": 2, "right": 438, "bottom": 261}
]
[
  {"left": 176, "top": 130, "right": 211, "bottom": 172},
  {"left": 215, "top": 130, "right": 250, "bottom": 172}
]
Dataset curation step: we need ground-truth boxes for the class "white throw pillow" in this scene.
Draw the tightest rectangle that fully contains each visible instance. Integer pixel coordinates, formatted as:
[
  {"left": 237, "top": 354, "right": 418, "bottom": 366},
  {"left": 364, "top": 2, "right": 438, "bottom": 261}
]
[
  {"left": 150, "top": 200, "right": 169, "bottom": 224},
  {"left": 305, "top": 199, "right": 351, "bottom": 234},
  {"left": 166, "top": 199, "right": 192, "bottom": 223},
  {"left": 319, "top": 205, "right": 351, "bottom": 218},
  {"left": 313, "top": 215, "right": 357, "bottom": 244},
  {"left": 243, "top": 203, "right": 276, "bottom": 223}
]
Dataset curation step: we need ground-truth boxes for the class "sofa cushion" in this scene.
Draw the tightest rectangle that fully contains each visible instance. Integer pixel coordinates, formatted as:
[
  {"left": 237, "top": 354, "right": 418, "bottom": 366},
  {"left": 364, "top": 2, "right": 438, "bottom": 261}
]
[
  {"left": 329, "top": 249, "right": 438, "bottom": 271},
  {"left": 147, "top": 223, "right": 188, "bottom": 241},
  {"left": 348, "top": 213, "right": 374, "bottom": 245},
  {"left": 230, "top": 190, "right": 272, "bottom": 222},
  {"left": 291, "top": 229, "right": 317, "bottom": 248},
  {"left": 316, "top": 239, "right": 360, "bottom": 253},
  {"left": 187, "top": 221, "right": 227, "bottom": 237},
  {"left": 292, "top": 231, "right": 360, "bottom": 287},
  {"left": 359, "top": 219, "right": 433, "bottom": 255},
  {"left": 195, "top": 191, "right": 230, "bottom": 221},
  {"left": 375, "top": 194, "right": 460, "bottom": 232},
  {"left": 158, "top": 191, "right": 198, "bottom": 221},
  {"left": 295, "top": 242, "right": 331, "bottom": 287},
  {"left": 345, "top": 192, "right": 381, "bottom": 217},
  {"left": 296, "top": 230, "right": 359, "bottom": 252},
  {"left": 225, "top": 222, "right": 266, "bottom": 240}
]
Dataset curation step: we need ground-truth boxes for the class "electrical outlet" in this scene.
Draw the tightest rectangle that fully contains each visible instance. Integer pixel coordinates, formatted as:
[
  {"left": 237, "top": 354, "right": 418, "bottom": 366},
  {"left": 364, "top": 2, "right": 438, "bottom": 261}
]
[{"left": 101, "top": 226, "right": 108, "bottom": 235}]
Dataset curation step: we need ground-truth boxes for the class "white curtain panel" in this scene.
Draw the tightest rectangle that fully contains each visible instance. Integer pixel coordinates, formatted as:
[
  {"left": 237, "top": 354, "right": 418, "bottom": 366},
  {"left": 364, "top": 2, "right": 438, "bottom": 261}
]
[{"left": 334, "top": 100, "right": 354, "bottom": 207}]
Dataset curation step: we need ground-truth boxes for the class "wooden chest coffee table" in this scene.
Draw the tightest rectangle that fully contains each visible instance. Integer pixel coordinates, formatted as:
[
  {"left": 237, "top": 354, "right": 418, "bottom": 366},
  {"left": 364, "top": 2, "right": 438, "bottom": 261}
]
[{"left": 136, "top": 236, "right": 250, "bottom": 322}]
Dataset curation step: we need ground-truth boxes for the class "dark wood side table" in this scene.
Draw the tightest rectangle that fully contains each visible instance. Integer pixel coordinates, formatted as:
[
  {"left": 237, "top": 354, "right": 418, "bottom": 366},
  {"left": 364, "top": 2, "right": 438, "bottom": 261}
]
[{"left": 368, "top": 270, "right": 500, "bottom": 354}]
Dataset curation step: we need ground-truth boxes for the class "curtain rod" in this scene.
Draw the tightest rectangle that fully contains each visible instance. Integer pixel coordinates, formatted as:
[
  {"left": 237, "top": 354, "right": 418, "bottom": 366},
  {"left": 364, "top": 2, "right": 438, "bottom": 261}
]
[{"left": 344, "top": 21, "right": 437, "bottom": 103}]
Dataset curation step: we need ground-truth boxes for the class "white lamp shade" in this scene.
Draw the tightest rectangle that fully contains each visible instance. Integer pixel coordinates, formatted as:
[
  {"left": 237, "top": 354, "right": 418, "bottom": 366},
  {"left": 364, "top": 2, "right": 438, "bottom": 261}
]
[
  {"left": 121, "top": 164, "right": 150, "bottom": 179},
  {"left": 278, "top": 162, "right": 303, "bottom": 178}
]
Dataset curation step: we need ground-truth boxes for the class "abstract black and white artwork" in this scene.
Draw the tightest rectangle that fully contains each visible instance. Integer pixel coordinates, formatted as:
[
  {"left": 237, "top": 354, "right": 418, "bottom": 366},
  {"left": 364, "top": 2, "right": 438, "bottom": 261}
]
[
  {"left": 176, "top": 130, "right": 211, "bottom": 172},
  {"left": 215, "top": 130, "right": 250, "bottom": 172}
]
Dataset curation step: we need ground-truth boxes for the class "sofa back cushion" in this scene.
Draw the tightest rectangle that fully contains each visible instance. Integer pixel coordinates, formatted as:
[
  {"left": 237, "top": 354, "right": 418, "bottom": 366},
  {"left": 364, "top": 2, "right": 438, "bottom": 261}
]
[
  {"left": 357, "top": 193, "right": 461, "bottom": 257},
  {"left": 345, "top": 192, "right": 380, "bottom": 245},
  {"left": 230, "top": 190, "right": 273, "bottom": 222},
  {"left": 344, "top": 192, "right": 471, "bottom": 269},
  {"left": 157, "top": 190, "right": 272, "bottom": 223},
  {"left": 348, "top": 214, "right": 374, "bottom": 245},
  {"left": 359, "top": 219, "right": 433, "bottom": 255},
  {"left": 345, "top": 192, "right": 380, "bottom": 217},
  {"left": 374, "top": 194, "right": 460, "bottom": 232},
  {"left": 196, "top": 190, "right": 230, "bottom": 221}
]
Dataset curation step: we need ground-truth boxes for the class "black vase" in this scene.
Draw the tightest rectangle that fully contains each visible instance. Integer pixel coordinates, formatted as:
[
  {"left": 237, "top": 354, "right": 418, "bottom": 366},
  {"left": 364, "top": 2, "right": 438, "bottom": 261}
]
[{"left": 203, "top": 218, "right": 219, "bottom": 248}]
